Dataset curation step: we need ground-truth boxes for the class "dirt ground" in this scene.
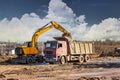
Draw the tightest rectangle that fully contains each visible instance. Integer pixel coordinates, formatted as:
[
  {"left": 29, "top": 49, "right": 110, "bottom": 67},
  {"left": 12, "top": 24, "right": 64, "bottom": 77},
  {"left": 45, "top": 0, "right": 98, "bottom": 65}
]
[{"left": 0, "top": 56, "right": 120, "bottom": 80}]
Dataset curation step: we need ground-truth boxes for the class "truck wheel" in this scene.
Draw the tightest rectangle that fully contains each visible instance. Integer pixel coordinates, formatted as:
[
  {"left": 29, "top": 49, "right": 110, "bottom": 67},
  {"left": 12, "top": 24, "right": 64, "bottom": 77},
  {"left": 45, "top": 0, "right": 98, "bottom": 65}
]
[
  {"left": 60, "top": 56, "right": 66, "bottom": 64},
  {"left": 79, "top": 55, "right": 84, "bottom": 63},
  {"left": 26, "top": 56, "right": 34, "bottom": 64},
  {"left": 84, "top": 55, "right": 90, "bottom": 62}
]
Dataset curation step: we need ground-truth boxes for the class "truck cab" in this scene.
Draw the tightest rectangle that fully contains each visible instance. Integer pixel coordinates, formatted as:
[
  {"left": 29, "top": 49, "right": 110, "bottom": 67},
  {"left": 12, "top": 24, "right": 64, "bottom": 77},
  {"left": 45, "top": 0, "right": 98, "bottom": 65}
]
[{"left": 44, "top": 40, "right": 67, "bottom": 63}]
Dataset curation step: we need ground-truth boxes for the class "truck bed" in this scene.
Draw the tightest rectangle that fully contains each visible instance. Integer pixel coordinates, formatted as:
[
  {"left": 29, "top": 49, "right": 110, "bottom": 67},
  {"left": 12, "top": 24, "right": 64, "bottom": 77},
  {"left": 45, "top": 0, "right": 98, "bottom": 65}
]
[{"left": 70, "top": 41, "right": 94, "bottom": 55}]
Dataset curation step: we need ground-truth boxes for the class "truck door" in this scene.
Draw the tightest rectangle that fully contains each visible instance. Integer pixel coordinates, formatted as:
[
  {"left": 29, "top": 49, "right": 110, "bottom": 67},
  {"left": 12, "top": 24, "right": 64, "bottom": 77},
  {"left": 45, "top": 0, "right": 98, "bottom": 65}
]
[{"left": 57, "top": 41, "right": 67, "bottom": 56}]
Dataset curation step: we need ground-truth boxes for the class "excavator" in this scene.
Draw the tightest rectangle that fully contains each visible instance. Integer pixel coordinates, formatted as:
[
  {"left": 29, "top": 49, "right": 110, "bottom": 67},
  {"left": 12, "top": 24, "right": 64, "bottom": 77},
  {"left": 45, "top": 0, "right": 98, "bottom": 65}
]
[{"left": 15, "top": 21, "right": 72, "bottom": 64}]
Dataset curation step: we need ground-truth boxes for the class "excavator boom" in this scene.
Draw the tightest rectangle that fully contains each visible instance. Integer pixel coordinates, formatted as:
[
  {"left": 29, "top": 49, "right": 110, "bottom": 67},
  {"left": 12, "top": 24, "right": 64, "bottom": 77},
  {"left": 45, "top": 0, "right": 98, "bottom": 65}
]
[
  {"left": 31, "top": 21, "right": 72, "bottom": 47},
  {"left": 31, "top": 25, "right": 53, "bottom": 47}
]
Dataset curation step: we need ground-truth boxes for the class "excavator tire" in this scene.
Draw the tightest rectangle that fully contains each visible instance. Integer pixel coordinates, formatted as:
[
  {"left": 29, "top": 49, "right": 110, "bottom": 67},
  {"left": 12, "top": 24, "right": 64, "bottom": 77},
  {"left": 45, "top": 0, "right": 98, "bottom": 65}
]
[{"left": 26, "top": 56, "right": 34, "bottom": 64}]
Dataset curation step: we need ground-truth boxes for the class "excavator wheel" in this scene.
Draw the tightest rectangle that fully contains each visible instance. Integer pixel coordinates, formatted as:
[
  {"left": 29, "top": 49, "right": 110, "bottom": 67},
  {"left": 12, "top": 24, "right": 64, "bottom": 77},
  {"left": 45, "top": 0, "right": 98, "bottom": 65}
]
[{"left": 26, "top": 56, "right": 34, "bottom": 64}]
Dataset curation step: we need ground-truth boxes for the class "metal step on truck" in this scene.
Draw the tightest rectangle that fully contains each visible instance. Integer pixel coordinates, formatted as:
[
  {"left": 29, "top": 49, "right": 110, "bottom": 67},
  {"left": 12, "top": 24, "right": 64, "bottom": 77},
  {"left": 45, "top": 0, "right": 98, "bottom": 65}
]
[{"left": 44, "top": 37, "right": 96, "bottom": 64}]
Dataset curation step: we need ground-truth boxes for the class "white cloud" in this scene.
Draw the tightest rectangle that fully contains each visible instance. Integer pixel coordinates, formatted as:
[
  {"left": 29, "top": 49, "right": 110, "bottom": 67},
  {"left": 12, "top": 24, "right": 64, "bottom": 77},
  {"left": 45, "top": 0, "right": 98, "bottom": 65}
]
[
  {"left": 75, "top": 15, "right": 86, "bottom": 24},
  {"left": 46, "top": 0, "right": 75, "bottom": 23},
  {"left": 84, "top": 18, "right": 120, "bottom": 41},
  {"left": 0, "top": 0, "right": 120, "bottom": 42}
]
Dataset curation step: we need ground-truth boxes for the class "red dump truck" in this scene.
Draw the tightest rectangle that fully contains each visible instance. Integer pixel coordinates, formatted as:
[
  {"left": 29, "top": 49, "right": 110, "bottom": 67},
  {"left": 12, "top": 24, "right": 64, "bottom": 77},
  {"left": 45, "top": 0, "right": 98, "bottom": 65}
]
[{"left": 44, "top": 37, "right": 95, "bottom": 64}]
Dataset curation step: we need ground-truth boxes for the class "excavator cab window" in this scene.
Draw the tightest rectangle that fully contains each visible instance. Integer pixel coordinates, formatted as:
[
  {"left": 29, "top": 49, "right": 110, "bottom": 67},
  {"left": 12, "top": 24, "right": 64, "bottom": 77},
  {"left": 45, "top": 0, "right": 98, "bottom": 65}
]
[{"left": 24, "top": 42, "right": 31, "bottom": 47}]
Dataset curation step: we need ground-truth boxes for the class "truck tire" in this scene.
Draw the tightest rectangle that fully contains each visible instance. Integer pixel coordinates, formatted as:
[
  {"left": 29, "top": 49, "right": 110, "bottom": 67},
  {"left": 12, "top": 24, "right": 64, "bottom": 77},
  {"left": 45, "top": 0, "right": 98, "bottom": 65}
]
[
  {"left": 84, "top": 55, "right": 90, "bottom": 62},
  {"left": 60, "top": 56, "right": 66, "bottom": 64},
  {"left": 26, "top": 56, "right": 34, "bottom": 64},
  {"left": 79, "top": 55, "right": 84, "bottom": 63}
]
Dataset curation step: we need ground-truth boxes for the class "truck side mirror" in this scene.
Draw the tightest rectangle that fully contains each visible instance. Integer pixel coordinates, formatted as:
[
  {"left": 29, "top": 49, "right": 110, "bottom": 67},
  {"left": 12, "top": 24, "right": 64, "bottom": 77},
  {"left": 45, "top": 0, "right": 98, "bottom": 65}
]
[{"left": 58, "top": 43, "right": 62, "bottom": 48}]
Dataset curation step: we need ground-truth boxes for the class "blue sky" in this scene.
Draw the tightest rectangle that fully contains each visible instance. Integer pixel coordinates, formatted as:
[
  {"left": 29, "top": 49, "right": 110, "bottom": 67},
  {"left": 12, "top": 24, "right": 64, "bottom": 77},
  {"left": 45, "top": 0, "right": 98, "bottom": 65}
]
[
  {"left": 0, "top": 0, "right": 120, "bottom": 42},
  {"left": 0, "top": 0, "right": 120, "bottom": 25},
  {"left": 64, "top": 0, "right": 120, "bottom": 24},
  {"left": 0, "top": 0, "right": 49, "bottom": 19}
]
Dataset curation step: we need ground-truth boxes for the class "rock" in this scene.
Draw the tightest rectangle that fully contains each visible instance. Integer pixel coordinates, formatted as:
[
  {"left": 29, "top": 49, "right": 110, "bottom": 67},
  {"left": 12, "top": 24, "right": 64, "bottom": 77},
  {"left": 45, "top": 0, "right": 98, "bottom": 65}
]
[
  {"left": 7, "top": 78, "right": 19, "bottom": 80},
  {"left": 0, "top": 74, "right": 6, "bottom": 78}
]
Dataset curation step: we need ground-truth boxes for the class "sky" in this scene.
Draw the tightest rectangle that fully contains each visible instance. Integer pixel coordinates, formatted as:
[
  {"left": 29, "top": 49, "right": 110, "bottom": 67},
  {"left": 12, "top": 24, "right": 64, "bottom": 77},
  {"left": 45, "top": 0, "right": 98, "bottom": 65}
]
[{"left": 0, "top": 0, "right": 120, "bottom": 42}]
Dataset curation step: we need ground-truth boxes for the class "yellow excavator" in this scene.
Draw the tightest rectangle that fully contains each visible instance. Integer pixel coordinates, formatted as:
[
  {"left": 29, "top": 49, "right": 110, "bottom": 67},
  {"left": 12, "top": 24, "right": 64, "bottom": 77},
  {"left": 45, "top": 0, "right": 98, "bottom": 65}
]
[{"left": 15, "top": 21, "right": 72, "bottom": 63}]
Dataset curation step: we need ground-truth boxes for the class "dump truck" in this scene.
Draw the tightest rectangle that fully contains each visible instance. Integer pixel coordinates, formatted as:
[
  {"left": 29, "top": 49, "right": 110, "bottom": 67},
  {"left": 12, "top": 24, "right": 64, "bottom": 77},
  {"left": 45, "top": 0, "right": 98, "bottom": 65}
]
[
  {"left": 15, "top": 21, "right": 71, "bottom": 64},
  {"left": 44, "top": 37, "right": 95, "bottom": 64}
]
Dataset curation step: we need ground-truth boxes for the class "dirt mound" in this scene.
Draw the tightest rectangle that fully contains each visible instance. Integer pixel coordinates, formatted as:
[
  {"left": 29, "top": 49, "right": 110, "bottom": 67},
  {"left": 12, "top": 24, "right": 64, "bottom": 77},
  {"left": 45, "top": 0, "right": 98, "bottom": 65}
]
[
  {"left": 0, "top": 55, "right": 10, "bottom": 62},
  {"left": 0, "top": 55, "right": 17, "bottom": 64},
  {"left": 78, "top": 76, "right": 107, "bottom": 80},
  {"left": 112, "top": 77, "right": 120, "bottom": 80},
  {"left": 77, "top": 76, "right": 120, "bottom": 80},
  {"left": 7, "top": 78, "right": 19, "bottom": 80},
  {"left": 94, "top": 41, "right": 120, "bottom": 57},
  {"left": 2, "top": 68, "right": 34, "bottom": 75},
  {"left": 0, "top": 74, "right": 6, "bottom": 78}
]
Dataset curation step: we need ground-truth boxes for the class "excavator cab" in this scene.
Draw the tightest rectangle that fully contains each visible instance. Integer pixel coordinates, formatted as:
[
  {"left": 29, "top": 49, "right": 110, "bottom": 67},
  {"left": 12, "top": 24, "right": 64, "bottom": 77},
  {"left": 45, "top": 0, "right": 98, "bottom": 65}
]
[{"left": 24, "top": 41, "right": 31, "bottom": 47}]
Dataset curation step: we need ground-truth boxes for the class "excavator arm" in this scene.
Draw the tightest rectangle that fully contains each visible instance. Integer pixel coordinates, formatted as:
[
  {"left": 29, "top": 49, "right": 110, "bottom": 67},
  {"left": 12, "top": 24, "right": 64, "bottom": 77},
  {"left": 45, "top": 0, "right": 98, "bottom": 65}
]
[
  {"left": 51, "top": 21, "right": 72, "bottom": 41},
  {"left": 31, "top": 24, "right": 53, "bottom": 47},
  {"left": 31, "top": 21, "right": 72, "bottom": 47}
]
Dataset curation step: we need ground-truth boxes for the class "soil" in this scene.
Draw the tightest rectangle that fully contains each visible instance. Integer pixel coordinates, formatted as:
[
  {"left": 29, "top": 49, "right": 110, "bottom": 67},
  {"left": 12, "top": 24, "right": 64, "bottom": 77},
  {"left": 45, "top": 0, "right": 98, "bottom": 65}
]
[{"left": 0, "top": 56, "right": 120, "bottom": 80}]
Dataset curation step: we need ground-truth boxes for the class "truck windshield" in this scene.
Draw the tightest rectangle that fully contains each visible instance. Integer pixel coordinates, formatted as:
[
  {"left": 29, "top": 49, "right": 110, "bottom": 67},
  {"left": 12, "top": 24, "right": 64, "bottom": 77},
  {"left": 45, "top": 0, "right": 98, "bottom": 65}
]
[{"left": 45, "top": 42, "right": 56, "bottom": 48}]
